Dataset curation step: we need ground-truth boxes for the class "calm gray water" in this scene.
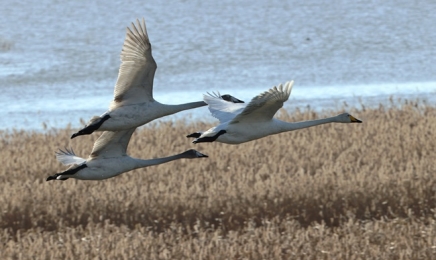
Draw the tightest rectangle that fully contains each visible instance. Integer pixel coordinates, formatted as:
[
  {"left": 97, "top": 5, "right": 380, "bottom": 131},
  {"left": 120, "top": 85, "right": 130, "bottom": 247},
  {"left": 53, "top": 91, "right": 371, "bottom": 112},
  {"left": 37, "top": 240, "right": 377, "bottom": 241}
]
[{"left": 1, "top": 0, "right": 436, "bottom": 130}]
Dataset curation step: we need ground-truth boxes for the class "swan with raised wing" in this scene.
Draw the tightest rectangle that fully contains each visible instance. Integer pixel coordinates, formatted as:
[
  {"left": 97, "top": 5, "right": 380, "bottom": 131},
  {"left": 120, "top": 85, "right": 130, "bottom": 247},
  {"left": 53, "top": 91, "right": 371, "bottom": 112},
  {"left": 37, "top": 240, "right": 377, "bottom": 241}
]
[
  {"left": 47, "top": 129, "right": 208, "bottom": 181},
  {"left": 71, "top": 18, "right": 243, "bottom": 139},
  {"left": 187, "top": 81, "right": 362, "bottom": 144}
]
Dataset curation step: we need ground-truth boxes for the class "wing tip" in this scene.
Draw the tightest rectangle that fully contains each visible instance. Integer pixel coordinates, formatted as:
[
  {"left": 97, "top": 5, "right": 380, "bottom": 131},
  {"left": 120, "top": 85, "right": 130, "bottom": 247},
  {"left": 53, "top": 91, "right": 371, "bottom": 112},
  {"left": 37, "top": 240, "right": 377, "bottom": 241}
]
[
  {"left": 283, "top": 80, "right": 294, "bottom": 97},
  {"left": 122, "top": 17, "right": 151, "bottom": 56},
  {"left": 273, "top": 80, "right": 294, "bottom": 99}
]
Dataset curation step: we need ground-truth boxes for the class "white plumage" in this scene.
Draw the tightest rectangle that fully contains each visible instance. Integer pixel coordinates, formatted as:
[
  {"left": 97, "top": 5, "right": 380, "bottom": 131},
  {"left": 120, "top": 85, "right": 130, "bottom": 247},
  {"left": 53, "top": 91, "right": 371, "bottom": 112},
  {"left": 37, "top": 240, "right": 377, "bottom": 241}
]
[
  {"left": 71, "top": 19, "right": 242, "bottom": 139},
  {"left": 188, "top": 81, "right": 362, "bottom": 144},
  {"left": 47, "top": 129, "right": 208, "bottom": 181}
]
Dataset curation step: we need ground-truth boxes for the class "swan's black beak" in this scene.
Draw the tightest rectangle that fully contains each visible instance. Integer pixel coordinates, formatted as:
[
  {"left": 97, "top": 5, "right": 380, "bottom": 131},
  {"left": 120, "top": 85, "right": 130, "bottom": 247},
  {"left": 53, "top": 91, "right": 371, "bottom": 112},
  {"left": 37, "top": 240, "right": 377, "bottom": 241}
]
[
  {"left": 197, "top": 152, "right": 209, "bottom": 158},
  {"left": 350, "top": 115, "right": 362, "bottom": 123}
]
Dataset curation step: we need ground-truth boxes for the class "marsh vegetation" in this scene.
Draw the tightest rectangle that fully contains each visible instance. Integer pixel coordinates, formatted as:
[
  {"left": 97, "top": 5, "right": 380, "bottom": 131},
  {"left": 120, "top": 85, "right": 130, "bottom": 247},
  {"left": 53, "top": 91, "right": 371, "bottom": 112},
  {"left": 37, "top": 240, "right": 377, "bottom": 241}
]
[{"left": 1, "top": 101, "right": 435, "bottom": 259}]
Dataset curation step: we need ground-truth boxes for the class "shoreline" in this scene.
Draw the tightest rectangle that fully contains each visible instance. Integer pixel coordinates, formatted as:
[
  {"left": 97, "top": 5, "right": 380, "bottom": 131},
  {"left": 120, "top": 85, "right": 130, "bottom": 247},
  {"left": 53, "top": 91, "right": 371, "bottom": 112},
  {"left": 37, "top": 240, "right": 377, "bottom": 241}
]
[{"left": 2, "top": 93, "right": 435, "bottom": 132}]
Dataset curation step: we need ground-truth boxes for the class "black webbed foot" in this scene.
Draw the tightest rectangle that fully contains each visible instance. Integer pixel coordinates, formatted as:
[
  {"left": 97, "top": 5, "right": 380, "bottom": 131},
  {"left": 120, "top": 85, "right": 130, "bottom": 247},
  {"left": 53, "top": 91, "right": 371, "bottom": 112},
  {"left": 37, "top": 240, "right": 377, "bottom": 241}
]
[
  {"left": 192, "top": 130, "right": 226, "bottom": 144},
  {"left": 186, "top": 132, "right": 202, "bottom": 138},
  {"left": 46, "top": 164, "right": 87, "bottom": 181},
  {"left": 46, "top": 174, "right": 68, "bottom": 181},
  {"left": 71, "top": 114, "right": 111, "bottom": 139}
]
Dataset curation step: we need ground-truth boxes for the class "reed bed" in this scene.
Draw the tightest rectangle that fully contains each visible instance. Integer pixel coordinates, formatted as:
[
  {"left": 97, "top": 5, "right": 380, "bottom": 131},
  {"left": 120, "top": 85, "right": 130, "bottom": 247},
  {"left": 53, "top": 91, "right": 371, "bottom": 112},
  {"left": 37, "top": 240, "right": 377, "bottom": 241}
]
[{"left": 0, "top": 100, "right": 435, "bottom": 259}]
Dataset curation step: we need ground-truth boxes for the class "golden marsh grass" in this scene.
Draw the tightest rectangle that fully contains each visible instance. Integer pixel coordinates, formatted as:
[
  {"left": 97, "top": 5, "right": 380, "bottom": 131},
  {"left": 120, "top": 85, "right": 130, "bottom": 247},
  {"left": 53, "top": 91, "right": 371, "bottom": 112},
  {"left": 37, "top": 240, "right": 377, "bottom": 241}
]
[{"left": 1, "top": 101, "right": 435, "bottom": 259}]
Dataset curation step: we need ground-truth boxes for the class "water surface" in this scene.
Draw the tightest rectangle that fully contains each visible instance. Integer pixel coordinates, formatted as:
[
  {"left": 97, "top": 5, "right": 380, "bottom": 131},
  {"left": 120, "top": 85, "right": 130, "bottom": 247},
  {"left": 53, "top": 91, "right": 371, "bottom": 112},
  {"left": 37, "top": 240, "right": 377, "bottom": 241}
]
[{"left": 1, "top": 0, "right": 435, "bottom": 130}]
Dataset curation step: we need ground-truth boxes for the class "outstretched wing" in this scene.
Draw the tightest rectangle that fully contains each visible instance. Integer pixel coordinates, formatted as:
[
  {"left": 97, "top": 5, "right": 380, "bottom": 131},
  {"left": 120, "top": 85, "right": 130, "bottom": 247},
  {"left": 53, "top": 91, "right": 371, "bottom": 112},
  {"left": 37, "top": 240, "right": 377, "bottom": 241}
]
[
  {"left": 55, "top": 148, "right": 87, "bottom": 165},
  {"left": 110, "top": 18, "right": 157, "bottom": 109},
  {"left": 203, "top": 92, "right": 246, "bottom": 123},
  {"left": 89, "top": 128, "right": 136, "bottom": 159},
  {"left": 230, "top": 81, "right": 294, "bottom": 124}
]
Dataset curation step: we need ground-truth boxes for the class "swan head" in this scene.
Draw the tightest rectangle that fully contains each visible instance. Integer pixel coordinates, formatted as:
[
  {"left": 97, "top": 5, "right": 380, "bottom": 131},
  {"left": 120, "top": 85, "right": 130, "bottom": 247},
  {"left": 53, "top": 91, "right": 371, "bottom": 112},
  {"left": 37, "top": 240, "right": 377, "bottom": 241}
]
[
  {"left": 336, "top": 113, "right": 362, "bottom": 123},
  {"left": 220, "top": 94, "right": 244, "bottom": 103},
  {"left": 182, "top": 149, "right": 209, "bottom": 158}
]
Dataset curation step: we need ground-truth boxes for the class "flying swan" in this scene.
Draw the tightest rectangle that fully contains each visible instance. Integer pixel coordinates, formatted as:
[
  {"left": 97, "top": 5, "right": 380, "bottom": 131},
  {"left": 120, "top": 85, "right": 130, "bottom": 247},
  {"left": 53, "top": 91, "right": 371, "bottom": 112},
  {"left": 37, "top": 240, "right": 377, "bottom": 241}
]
[
  {"left": 187, "top": 81, "right": 362, "bottom": 144},
  {"left": 71, "top": 18, "right": 243, "bottom": 139},
  {"left": 47, "top": 129, "right": 208, "bottom": 181}
]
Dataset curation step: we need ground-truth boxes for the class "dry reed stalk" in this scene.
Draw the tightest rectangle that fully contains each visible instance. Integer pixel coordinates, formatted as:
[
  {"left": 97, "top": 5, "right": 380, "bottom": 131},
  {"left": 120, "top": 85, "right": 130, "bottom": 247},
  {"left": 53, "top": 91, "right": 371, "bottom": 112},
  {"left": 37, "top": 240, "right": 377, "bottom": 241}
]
[{"left": 0, "top": 100, "right": 435, "bottom": 258}]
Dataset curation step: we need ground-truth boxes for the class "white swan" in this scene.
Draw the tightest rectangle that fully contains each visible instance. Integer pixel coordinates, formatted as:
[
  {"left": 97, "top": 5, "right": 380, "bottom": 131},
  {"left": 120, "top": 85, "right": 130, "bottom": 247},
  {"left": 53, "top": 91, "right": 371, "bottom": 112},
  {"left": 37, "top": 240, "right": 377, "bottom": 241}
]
[
  {"left": 71, "top": 18, "right": 243, "bottom": 139},
  {"left": 187, "top": 81, "right": 362, "bottom": 144},
  {"left": 47, "top": 129, "right": 208, "bottom": 181}
]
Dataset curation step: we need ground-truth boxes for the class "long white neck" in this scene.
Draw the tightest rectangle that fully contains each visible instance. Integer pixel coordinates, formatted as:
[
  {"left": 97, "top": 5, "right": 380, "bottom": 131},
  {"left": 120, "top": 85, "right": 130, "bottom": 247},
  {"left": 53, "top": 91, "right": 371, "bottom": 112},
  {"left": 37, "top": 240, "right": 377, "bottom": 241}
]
[
  {"left": 132, "top": 153, "right": 188, "bottom": 170},
  {"left": 275, "top": 116, "right": 340, "bottom": 134},
  {"left": 161, "top": 101, "right": 206, "bottom": 116}
]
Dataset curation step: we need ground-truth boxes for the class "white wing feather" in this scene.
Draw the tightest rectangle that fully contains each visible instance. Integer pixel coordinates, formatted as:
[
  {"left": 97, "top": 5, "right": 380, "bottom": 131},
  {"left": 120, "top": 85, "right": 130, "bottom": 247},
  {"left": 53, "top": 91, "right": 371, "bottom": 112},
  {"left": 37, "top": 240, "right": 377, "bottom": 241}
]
[
  {"left": 90, "top": 128, "right": 136, "bottom": 159},
  {"left": 230, "top": 81, "right": 294, "bottom": 124},
  {"left": 110, "top": 18, "right": 157, "bottom": 109},
  {"left": 203, "top": 92, "right": 246, "bottom": 123}
]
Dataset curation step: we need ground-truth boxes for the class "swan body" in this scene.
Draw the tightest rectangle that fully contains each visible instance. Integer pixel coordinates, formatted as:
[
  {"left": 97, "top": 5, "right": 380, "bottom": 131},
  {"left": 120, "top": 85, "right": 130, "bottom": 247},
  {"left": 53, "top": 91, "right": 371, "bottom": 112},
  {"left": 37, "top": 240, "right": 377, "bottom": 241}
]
[
  {"left": 71, "top": 19, "right": 242, "bottom": 139},
  {"left": 187, "top": 81, "right": 362, "bottom": 145},
  {"left": 47, "top": 129, "right": 208, "bottom": 181}
]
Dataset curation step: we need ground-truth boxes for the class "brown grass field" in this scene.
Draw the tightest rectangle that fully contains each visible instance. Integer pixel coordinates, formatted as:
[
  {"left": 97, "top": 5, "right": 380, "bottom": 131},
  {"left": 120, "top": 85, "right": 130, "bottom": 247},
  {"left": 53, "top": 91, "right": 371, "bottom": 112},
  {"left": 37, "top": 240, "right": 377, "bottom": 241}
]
[{"left": 1, "top": 100, "right": 435, "bottom": 259}]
